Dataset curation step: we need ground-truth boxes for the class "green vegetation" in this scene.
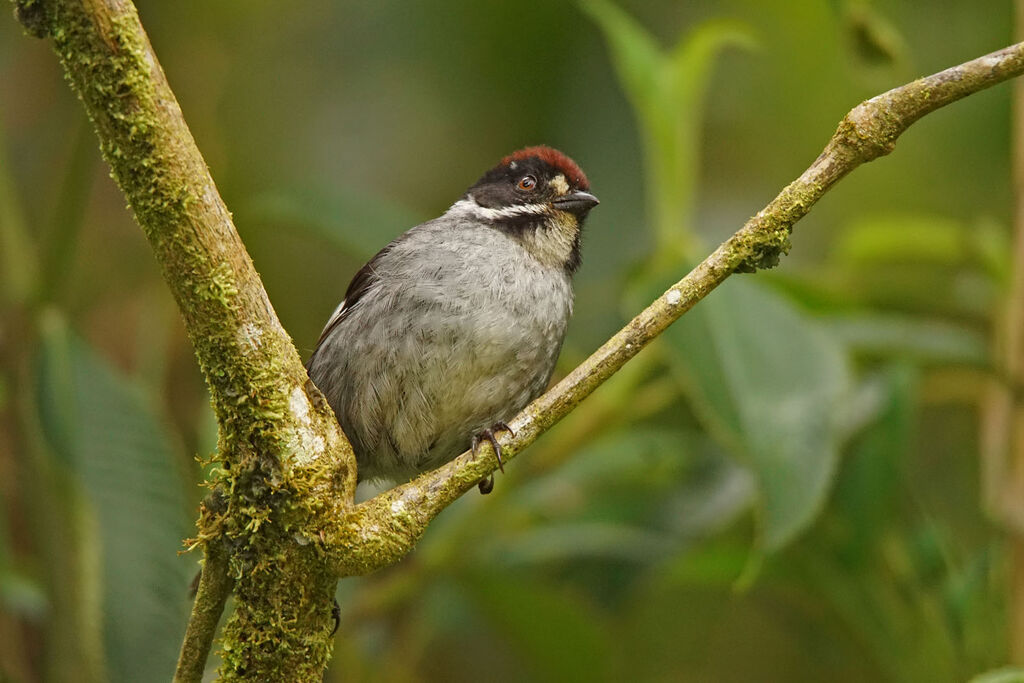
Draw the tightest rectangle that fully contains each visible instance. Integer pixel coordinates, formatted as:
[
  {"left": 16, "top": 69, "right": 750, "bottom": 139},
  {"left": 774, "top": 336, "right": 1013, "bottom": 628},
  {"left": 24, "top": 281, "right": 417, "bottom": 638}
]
[{"left": 0, "top": 0, "right": 1018, "bottom": 680}]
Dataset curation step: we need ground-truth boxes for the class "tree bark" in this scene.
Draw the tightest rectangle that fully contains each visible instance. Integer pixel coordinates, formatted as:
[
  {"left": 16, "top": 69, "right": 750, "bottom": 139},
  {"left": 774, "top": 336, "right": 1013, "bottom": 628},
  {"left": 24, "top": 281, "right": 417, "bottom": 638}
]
[{"left": 12, "top": 0, "right": 1024, "bottom": 679}]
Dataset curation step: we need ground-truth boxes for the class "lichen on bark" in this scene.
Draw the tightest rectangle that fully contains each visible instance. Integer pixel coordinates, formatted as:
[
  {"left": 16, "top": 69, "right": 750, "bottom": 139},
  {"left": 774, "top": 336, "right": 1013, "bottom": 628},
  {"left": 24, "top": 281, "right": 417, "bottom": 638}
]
[{"left": 13, "top": 1, "right": 1024, "bottom": 679}]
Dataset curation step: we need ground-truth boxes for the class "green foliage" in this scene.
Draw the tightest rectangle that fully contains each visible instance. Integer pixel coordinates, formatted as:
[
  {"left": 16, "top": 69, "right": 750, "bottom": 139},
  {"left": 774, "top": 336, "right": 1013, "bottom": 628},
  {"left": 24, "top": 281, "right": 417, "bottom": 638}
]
[
  {"left": 666, "top": 277, "right": 851, "bottom": 551},
  {"left": 581, "top": 0, "right": 754, "bottom": 259},
  {"left": 1, "top": 0, "right": 1017, "bottom": 681},
  {"left": 971, "top": 668, "right": 1024, "bottom": 683},
  {"left": 460, "top": 568, "right": 612, "bottom": 682},
  {"left": 35, "top": 312, "right": 191, "bottom": 682},
  {"left": 244, "top": 187, "right": 423, "bottom": 262}
]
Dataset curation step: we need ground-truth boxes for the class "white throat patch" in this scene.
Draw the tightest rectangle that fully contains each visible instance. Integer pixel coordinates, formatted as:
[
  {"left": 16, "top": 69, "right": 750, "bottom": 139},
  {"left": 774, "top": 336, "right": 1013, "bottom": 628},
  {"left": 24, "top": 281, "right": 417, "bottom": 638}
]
[
  {"left": 451, "top": 197, "right": 550, "bottom": 222},
  {"left": 449, "top": 197, "right": 578, "bottom": 270}
]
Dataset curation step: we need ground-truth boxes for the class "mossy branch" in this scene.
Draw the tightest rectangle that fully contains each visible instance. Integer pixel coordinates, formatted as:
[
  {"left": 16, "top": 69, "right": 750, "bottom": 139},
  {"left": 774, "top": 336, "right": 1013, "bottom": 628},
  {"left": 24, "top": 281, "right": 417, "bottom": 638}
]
[
  {"left": 174, "top": 539, "right": 230, "bottom": 683},
  {"left": 13, "top": 0, "right": 354, "bottom": 680},
  {"left": 330, "top": 40, "right": 1024, "bottom": 576},
  {"left": 13, "top": 0, "right": 1024, "bottom": 677}
]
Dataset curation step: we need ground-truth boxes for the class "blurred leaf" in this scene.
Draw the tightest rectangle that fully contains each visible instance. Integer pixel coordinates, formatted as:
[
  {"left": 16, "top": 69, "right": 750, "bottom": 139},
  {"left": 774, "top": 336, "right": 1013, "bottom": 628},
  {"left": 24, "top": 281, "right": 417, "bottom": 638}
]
[
  {"left": 666, "top": 278, "right": 851, "bottom": 551},
  {"left": 0, "top": 569, "right": 48, "bottom": 621},
  {"left": 481, "top": 522, "right": 672, "bottom": 566},
  {"left": 822, "top": 314, "right": 989, "bottom": 366},
  {"left": 842, "top": 1, "right": 909, "bottom": 68},
  {"left": 40, "top": 121, "right": 96, "bottom": 304},
  {"left": 244, "top": 186, "right": 423, "bottom": 261},
  {"left": 460, "top": 568, "right": 612, "bottom": 682},
  {"left": 970, "top": 667, "right": 1024, "bottom": 683},
  {"left": 0, "top": 124, "right": 39, "bottom": 305},
  {"left": 972, "top": 216, "right": 1013, "bottom": 285},
  {"left": 47, "top": 471, "right": 107, "bottom": 683},
  {"left": 660, "top": 454, "right": 755, "bottom": 540},
  {"left": 0, "top": 497, "right": 47, "bottom": 621},
  {"left": 581, "top": 0, "right": 754, "bottom": 257},
  {"left": 653, "top": 537, "right": 751, "bottom": 589},
  {"left": 834, "top": 214, "right": 1008, "bottom": 276},
  {"left": 832, "top": 365, "right": 915, "bottom": 562},
  {"left": 514, "top": 428, "right": 691, "bottom": 510},
  {"left": 35, "top": 310, "right": 190, "bottom": 683}
]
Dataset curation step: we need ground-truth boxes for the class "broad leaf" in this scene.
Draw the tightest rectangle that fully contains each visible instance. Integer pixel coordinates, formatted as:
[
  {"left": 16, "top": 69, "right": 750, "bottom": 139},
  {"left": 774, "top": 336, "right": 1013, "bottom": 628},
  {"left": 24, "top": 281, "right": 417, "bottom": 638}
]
[
  {"left": 35, "top": 311, "right": 191, "bottom": 683},
  {"left": 666, "top": 278, "right": 851, "bottom": 551},
  {"left": 582, "top": 0, "right": 754, "bottom": 256},
  {"left": 970, "top": 669, "right": 1024, "bottom": 683},
  {"left": 822, "top": 314, "right": 988, "bottom": 366}
]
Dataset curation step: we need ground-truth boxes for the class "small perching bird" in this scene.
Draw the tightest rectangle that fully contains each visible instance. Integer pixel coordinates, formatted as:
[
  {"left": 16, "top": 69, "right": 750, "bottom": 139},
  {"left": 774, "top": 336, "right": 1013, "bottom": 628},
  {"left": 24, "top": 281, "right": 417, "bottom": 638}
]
[{"left": 306, "top": 146, "right": 598, "bottom": 491}]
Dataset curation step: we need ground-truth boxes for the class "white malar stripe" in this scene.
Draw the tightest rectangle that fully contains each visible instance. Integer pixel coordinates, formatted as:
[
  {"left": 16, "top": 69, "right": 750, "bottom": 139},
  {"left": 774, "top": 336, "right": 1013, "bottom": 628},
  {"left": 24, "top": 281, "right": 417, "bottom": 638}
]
[{"left": 450, "top": 197, "right": 550, "bottom": 222}]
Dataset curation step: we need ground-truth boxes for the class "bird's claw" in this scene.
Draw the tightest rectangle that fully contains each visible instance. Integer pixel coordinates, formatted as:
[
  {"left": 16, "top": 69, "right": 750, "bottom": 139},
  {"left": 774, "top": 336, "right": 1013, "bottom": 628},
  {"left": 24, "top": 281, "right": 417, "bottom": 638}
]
[
  {"left": 478, "top": 475, "right": 494, "bottom": 494},
  {"left": 471, "top": 422, "right": 515, "bottom": 473},
  {"left": 472, "top": 422, "right": 515, "bottom": 494},
  {"left": 330, "top": 599, "right": 341, "bottom": 637}
]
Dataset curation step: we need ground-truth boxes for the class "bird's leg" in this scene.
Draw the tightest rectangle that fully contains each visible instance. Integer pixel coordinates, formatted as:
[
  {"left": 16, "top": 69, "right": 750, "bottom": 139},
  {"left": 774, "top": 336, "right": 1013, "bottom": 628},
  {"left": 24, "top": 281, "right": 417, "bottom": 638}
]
[{"left": 471, "top": 422, "right": 515, "bottom": 494}]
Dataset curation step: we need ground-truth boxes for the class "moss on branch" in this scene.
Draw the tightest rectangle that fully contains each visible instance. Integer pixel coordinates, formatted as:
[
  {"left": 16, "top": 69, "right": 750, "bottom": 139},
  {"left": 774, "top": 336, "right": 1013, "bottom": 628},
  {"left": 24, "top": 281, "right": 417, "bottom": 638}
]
[
  {"left": 14, "top": 0, "right": 355, "bottom": 680},
  {"left": 14, "top": 0, "right": 1024, "bottom": 676}
]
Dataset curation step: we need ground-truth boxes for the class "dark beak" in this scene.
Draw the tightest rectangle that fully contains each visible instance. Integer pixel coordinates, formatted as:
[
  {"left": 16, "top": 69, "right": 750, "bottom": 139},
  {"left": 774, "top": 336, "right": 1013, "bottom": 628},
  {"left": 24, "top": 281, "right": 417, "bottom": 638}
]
[{"left": 553, "top": 190, "right": 599, "bottom": 217}]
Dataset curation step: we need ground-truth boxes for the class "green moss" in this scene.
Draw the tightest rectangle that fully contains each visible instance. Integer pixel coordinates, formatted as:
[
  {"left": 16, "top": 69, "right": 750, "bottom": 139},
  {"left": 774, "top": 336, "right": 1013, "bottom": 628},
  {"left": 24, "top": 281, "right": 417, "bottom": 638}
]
[{"left": 36, "top": 1, "right": 358, "bottom": 677}]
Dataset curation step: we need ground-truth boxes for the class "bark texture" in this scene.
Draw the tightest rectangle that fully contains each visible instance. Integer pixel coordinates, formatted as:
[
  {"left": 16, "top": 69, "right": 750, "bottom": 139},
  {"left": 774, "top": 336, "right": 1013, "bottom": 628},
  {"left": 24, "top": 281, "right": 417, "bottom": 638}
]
[{"left": 12, "top": 0, "right": 1024, "bottom": 679}]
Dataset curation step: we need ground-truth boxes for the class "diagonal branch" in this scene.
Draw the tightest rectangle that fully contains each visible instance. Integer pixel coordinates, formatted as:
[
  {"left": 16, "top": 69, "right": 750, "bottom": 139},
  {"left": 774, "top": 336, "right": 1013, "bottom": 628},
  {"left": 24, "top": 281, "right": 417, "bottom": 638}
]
[
  {"left": 13, "top": 0, "right": 355, "bottom": 679},
  {"left": 332, "top": 40, "right": 1024, "bottom": 577},
  {"left": 14, "top": 0, "right": 1024, "bottom": 675}
]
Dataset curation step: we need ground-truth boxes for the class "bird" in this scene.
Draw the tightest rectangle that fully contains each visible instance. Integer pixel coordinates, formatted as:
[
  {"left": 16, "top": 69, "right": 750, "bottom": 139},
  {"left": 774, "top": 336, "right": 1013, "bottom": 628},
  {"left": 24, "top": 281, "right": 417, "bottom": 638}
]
[{"left": 306, "top": 146, "right": 598, "bottom": 492}]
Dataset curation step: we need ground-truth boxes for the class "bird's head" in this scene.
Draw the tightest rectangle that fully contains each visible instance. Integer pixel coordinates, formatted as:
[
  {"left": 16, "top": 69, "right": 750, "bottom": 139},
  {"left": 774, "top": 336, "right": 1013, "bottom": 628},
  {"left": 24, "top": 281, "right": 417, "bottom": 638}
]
[{"left": 455, "top": 146, "right": 598, "bottom": 273}]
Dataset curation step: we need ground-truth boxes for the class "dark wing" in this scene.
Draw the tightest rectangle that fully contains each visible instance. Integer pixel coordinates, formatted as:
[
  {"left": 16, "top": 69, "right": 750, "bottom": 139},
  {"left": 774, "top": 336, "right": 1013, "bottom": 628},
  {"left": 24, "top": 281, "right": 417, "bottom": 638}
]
[
  {"left": 312, "top": 261, "right": 376, "bottom": 348},
  {"left": 307, "top": 238, "right": 401, "bottom": 365}
]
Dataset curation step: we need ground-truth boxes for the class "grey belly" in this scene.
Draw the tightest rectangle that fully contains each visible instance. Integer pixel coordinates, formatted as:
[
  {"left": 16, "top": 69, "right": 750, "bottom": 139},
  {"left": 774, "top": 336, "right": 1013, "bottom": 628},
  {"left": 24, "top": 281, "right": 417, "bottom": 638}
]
[{"left": 318, "top": 301, "right": 566, "bottom": 483}]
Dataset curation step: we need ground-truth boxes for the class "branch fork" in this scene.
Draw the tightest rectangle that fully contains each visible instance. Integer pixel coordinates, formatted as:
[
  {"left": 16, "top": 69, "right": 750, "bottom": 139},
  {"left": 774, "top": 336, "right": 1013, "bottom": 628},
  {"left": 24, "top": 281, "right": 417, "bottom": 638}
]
[{"left": 12, "top": 0, "right": 1024, "bottom": 679}]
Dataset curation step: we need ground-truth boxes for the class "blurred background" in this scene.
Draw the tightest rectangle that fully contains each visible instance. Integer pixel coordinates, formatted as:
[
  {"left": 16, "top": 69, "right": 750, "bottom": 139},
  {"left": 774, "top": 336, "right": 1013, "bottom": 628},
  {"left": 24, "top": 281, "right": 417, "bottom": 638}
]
[{"left": 1, "top": 0, "right": 1020, "bottom": 681}]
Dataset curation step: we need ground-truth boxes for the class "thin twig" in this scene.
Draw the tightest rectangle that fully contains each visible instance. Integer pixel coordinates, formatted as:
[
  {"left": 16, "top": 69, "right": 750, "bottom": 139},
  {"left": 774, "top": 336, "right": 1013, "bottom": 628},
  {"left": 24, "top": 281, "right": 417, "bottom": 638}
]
[
  {"left": 174, "top": 541, "right": 231, "bottom": 683},
  {"left": 13, "top": 0, "right": 1024, "bottom": 674}
]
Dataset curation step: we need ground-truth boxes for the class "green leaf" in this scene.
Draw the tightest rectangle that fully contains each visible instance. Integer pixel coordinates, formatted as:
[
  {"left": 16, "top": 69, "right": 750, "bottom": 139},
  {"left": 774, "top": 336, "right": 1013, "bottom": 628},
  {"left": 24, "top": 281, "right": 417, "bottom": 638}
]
[
  {"left": 479, "top": 522, "right": 672, "bottom": 567},
  {"left": 0, "top": 499, "right": 48, "bottom": 621},
  {"left": 834, "top": 213, "right": 1005, "bottom": 273},
  {"left": 0, "top": 569, "right": 48, "bottom": 620},
  {"left": 841, "top": 1, "right": 910, "bottom": 70},
  {"left": 832, "top": 366, "right": 916, "bottom": 563},
  {"left": 581, "top": 0, "right": 754, "bottom": 257},
  {"left": 0, "top": 122, "right": 39, "bottom": 305},
  {"left": 665, "top": 278, "right": 851, "bottom": 551},
  {"left": 40, "top": 121, "right": 97, "bottom": 304},
  {"left": 35, "top": 310, "right": 191, "bottom": 683},
  {"left": 821, "top": 314, "right": 989, "bottom": 366},
  {"left": 969, "top": 667, "right": 1024, "bottom": 683},
  {"left": 242, "top": 186, "right": 423, "bottom": 261},
  {"left": 514, "top": 428, "right": 692, "bottom": 509},
  {"left": 460, "top": 568, "right": 613, "bottom": 682}
]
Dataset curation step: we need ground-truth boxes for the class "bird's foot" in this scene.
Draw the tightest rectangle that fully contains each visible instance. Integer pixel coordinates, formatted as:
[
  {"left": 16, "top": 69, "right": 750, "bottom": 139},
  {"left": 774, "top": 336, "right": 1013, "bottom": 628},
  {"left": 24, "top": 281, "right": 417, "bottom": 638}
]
[
  {"left": 471, "top": 422, "right": 515, "bottom": 494},
  {"left": 330, "top": 598, "right": 341, "bottom": 637}
]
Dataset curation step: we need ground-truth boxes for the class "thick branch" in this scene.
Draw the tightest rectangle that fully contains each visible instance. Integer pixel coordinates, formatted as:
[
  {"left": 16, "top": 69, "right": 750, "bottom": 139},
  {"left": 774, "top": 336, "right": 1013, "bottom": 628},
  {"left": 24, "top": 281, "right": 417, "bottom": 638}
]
[
  {"left": 333, "top": 41, "right": 1024, "bottom": 576},
  {"left": 12, "top": 0, "right": 353, "bottom": 477},
  {"left": 13, "top": 0, "right": 354, "bottom": 679},
  {"left": 17, "top": 0, "right": 1024, "bottom": 673}
]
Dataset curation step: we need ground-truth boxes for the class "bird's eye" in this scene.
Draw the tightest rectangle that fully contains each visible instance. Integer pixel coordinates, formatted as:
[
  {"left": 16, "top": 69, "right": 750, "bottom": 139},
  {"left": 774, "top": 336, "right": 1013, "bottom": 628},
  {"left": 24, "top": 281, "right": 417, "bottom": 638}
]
[{"left": 516, "top": 175, "right": 537, "bottom": 191}]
